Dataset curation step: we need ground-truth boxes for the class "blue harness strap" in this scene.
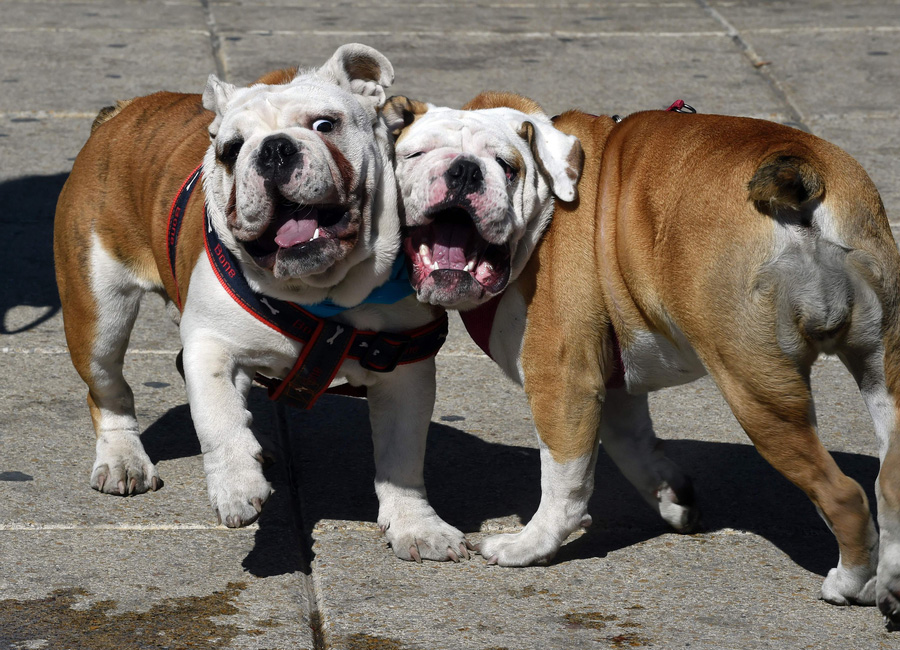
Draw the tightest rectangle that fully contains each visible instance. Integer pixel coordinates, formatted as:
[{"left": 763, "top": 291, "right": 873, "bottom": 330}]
[{"left": 167, "top": 167, "right": 448, "bottom": 409}]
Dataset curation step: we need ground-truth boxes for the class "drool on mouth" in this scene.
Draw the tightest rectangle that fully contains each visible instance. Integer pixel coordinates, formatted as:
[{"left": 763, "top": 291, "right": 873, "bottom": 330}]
[
  {"left": 403, "top": 207, "right": 511, "bottom": 295},
  {"left": 240, "top": 196, "right": 352, "bottom": 269}
]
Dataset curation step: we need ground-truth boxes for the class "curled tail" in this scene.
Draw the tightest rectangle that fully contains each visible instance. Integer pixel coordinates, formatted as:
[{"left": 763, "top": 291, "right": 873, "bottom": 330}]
[
  {"left": 748, "top": 153, "right": 825, "bottom": 214},
  {"left": 91, "top": 99, "right": 133, "bottom": 133}
]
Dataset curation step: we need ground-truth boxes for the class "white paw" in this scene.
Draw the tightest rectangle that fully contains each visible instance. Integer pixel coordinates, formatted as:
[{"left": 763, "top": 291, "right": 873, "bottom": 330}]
[
  {"left": 92, "top": 434, "right": 161, "bottom": 495},
  {"left": 380, "top": 511, "right": 471, "bottom": 563},
  {"left": 205, "top": 456, "right": 272, "bottom": 528},
  {"left": 657, "top": 483, "right": 700, "bottom": 533},
  {"left": 821, "top": 563, "right": 877, "bottom": 605},
  {"left": 478, "top": 524, "right": 565, "bottom": 567}
]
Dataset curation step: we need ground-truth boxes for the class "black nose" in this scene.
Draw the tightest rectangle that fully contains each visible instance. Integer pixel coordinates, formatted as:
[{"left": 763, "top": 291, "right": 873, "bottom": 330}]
[
  {"left": 445, "top": 158, "right": 484, "bottom": 192},
  {"left": 257, "top": 136, "right": 299, "bottom": 180}
]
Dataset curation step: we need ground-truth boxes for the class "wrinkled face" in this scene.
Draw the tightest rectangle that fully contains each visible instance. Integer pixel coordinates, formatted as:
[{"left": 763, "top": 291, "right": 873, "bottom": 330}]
[
  {"left": 394, "top": 107, "right": 541, "bottom": 309},
  {"left": 204, "top": 78, "right": 383, "bottom": 287}
]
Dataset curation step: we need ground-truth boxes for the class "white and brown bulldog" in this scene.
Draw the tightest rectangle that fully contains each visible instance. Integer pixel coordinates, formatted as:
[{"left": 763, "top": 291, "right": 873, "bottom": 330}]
[
  {"left": 389, "top": 92, "right": 900, "bottom": 626},
  {"left": 54, "top": 45, "right": 471, "bottom": 563}
]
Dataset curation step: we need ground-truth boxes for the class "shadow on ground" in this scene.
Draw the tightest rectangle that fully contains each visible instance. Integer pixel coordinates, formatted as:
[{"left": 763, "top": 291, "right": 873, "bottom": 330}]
[
  {"left": 0, "top": 173, "right": 68, "bottom": 334},
  {"left": 276, "top": 393, "right": 879, "bottom": 578}
]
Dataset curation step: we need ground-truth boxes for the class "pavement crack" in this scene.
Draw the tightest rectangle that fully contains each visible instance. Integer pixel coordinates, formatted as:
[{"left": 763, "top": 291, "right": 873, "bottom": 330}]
[
  {"left": 694, "top": 0, "right": 811, "bottom": 133},
  {"left": 273, "top": 403, "right": 327, "bottom": 650},
  {"left": 200, "top": 0, "right": 228, "bottom": 81}
]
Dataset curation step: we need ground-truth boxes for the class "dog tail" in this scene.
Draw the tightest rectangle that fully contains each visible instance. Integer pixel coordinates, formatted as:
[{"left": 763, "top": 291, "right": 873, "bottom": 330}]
[
  {"left": 747, "top": 152, "right": 825, "bottom": 214},
  {"left": 91, "top": 99, "right": 134, "bottom": 133}
]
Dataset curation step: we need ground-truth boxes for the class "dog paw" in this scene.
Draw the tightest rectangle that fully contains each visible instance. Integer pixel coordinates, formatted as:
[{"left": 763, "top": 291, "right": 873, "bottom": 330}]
[
  {"left": 878, "top": 578, "right": 900, "bottom": 630},
  {"left": 656, "top": 483, "right": 701, "bottom": 533},
  {"left": 478, "top": 527, "right": 562, "bottom": 567},
  {"left": 206, "top": 460, "right": 272, "bottom": 528},
  {"left": 381, "top": 513, "right": 472, "bottom": 563},
  {"left": 91, "top": 435, "right": 161, "bottom": 496},
  {"left": 821, "top": 564, "right": 876, "bottom": 606}
]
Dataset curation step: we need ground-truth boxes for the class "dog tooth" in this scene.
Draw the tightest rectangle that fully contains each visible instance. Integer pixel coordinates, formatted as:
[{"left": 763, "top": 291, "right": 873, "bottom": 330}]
[
  {"left": 464, "top": 260, "right": 475, "bottom": 272},
  {"left": 432, "top": 261, "right": 440, "bottom": 271},
  {"left": 419, "top": 244, "right": 429, "bottom": 257},
  {"left": 311, "top": 228, "right": 320, "bottom": 241}
]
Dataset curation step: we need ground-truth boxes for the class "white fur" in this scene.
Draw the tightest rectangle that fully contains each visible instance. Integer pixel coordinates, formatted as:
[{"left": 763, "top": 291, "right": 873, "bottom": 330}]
[
  {"left": 479, "top": 445, "right": 597, "bottom": 565},
  {"left": 88, "top": 234, "right": 160, "bottom": 495},
  {"left": 620, "top": 327, "right": 707, "bottom": 393}
]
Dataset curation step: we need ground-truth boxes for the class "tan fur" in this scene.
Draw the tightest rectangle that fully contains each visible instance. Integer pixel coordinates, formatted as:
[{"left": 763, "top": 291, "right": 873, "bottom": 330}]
[
  {"left": 55, "top": 91, "right": 212, "bottom": 388},
  {"left": 253, "top": 67, "right": 298, "bottom": 85},
  {"left": 513, "top": 107, "right": 900, "bottom": 581}
]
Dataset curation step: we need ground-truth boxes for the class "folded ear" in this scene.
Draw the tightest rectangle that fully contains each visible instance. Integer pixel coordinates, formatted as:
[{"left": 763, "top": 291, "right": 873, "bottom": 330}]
[
  {"left": 517, "top": 119, "right": 584, "bottom": 203},
  {"left": 317, "top": 44, "right": 395, "bottom": 113},
  {"left": 383, "top": 96, "right": 431, "bottom": 138},
  {"left": 202, "top": 74, "right": 238, "bottom": 139},
  {"left": 202, "top": 74, "right": 237, "bottom": 115}
]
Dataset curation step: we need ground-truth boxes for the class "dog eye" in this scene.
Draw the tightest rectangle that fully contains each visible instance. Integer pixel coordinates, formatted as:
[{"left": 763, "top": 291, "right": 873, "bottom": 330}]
[
  {"left": 219, "top": 138, "right": 244, "bottom": 167},
  {"left": 404, "top": 152, "right": 425, "bottom": 159},
  {"left": 496, "top": 157, "right": 518, "bottom": 181},
  {"left": 312, "top": 118, "right": 335, "bottom": 133}
]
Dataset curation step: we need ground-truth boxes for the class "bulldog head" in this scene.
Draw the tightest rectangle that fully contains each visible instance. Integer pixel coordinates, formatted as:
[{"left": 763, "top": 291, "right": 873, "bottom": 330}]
[
  {"left": 201, "top": 44, "right": 398, "bottom": 306},
  {"left": 384, "top": 92, "right": 583, "bottom": 310}
]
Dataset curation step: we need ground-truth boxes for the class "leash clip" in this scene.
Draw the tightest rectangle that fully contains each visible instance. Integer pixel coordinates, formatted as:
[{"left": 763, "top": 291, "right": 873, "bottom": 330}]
[{"left": 666, "top": 99, "right": 696, "bottom": 114}]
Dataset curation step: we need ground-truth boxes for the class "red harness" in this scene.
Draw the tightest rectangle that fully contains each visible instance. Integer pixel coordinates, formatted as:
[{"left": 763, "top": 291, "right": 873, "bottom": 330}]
[{"left": 167, "top": 165, "right": 448, "bottom": 409}]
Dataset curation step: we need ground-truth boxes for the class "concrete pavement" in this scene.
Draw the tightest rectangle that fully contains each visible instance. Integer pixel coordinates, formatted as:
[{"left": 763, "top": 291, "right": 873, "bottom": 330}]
[{"left": 2, "top": 1, "right": 900, "bottom": 648}]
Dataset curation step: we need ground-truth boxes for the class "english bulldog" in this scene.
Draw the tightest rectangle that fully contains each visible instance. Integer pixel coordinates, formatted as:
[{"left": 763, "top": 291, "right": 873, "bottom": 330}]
[
  {"left": 387, "top": 92, "right": 900, "bottom": 627},
  {"left": 54, "top": 45, "right": 471, "bottom": 563}
]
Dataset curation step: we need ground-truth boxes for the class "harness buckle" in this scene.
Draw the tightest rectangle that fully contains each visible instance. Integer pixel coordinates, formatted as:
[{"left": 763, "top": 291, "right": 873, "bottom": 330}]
[{"left": 359, "top": 333, "right": 412, "bottom": 373}]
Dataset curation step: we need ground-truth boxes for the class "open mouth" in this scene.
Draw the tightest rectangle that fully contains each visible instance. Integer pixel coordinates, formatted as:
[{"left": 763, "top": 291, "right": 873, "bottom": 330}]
[
  {"left": 403, "top": 207, "right": 511, "bottom": 301},
  {"left": 241, "top": 196, "right": 353, "bottom": 270}
]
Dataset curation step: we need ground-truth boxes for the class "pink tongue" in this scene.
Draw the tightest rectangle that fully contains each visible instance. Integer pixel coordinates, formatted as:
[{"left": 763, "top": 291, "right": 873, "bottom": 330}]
[
  {"left": 432, "top": 222, "right": 471, "bottom": 269},
  {"left": 275, "top": 218, "right": 317, "bottom": 248}
]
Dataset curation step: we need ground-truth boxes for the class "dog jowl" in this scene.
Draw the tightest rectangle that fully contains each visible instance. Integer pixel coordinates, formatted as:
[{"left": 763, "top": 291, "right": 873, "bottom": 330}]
[{"left": 392, "top": 92, "right": 900, "bottom": 628}]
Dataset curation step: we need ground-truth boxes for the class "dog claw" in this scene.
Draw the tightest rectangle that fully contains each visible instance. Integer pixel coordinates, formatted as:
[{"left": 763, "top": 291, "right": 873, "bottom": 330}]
[
  {"left": 487, "top": 555, "right": 499, "bottom": 566},
  {"left": 459, "top": 542, "right": 470, "bottom": 560},
  {"left": 96, "top": 474, "right": 108, "bottom": 493},
  {"left": 150, "top": 476, "right": 161, "bottom": 491},
  {"left": 117, "top": 479, "right": 126, "bottom": 496},
  {"left": 226, "top": 515, "right": 241, "bottom": 528},
  {"left": 252, "top": 497, "right": 263, "bottom": 513},
  {"left": 215, "top": 510, "right": 222, "bottom": 526},
  {"left": 447, "top": 548, "right": 460, "bottom": 563},
  {"left": 128, "top": 477, "right": 138, "bottom": 495},
  {"left": 409, "top": 545, "right": 422, "bottom": 563},
  {"left": 580, "top": 514, "right": 593, "bottom": 528}
]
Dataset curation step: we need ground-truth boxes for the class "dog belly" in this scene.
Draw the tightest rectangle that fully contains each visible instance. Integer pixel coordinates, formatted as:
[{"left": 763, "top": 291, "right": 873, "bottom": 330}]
[{"left": 620, "top": 327, "right": 707, "bottom": 393}]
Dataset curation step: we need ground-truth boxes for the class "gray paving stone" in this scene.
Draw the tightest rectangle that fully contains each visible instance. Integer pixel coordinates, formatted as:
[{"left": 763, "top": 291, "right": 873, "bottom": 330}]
[
  {"left": 219, "top": 32, "right": 790, "bottom": 119},
  {"left": 0, "top": 529, "right": 313, "bottom": 649}
]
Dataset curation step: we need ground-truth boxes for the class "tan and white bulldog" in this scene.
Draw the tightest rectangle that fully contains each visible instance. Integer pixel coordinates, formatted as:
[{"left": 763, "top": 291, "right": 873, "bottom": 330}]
[
  {"left": 389, "top": 92, "right": 900, "bottom": 626},
  {"left": 54, "top": 45, "right": 471, "bottom": 563}
]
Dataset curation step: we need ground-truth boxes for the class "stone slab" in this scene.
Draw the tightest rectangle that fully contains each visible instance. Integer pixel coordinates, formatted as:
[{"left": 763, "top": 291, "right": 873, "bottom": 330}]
[
  {"left": 0, "top": 529, "right": 313, "bottom": 649},
  {"left": 219, "top": 32, "right": 790, "bottom": 120},
  {"left": 0, "top": 28, "right": 213, "bottom": 114}
]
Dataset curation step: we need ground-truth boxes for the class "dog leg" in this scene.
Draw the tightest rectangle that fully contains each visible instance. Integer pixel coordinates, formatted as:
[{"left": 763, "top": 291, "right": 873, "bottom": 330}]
[
  {"left": 61, "top": 238, "right": 161, "bottom": 495},
  {"left": 599, "top": 388, "right": 699, "bottom": 532},
  {"left": 181, "top": 337, "right": 272, "bottom": 527},
  {"left": 707, "top": 353, "right": 877, "bottom": 606},
  {"left": 367, "top": 358, "right": 470, "bottom": 562},
  {"left": 478, "top": 357, "right": 603, "bottom": 566},
  {"left": 838, "top": 314, "right": 900, "bottom": 625}
]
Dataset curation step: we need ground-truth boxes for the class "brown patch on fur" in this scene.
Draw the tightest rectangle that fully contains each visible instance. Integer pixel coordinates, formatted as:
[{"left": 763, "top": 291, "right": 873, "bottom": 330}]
[
  {"left": 383, "top": 95, "right": 429, "bottom": 140},
  {"left": 55, "top": 91, "right": 212, "bottom": 394},
  {"left": 322, "top": 138, "right": 356, "bottom": 198},
  {"left": 462, "top": 91, "right": 544, "bottom": 116},
  {"left": 253, "top": 67, "right": 298, "bottom": 85}
]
